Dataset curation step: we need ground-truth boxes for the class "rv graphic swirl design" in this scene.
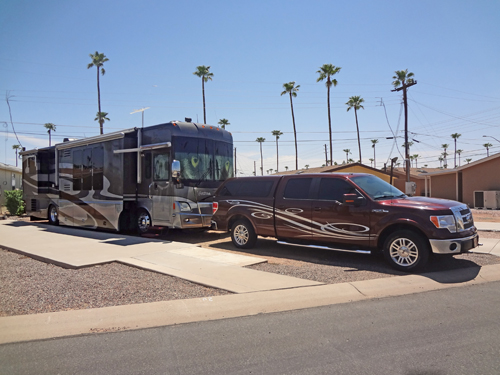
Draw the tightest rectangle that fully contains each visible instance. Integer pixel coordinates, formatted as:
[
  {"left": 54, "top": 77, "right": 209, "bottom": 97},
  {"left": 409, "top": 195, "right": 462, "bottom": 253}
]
[{"left": 225, "top": 200, "right": 372, "bottom": 241}]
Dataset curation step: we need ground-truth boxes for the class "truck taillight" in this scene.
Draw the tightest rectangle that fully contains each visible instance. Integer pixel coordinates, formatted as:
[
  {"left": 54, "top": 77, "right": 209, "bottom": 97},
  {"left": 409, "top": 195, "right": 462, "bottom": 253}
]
[{"left": 212, "top": 202, "right": 218, "bottom": 214}]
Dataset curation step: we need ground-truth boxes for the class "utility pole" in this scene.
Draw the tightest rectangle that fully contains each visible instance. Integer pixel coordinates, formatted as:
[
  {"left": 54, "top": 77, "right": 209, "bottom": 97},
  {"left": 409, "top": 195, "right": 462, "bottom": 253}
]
[
  {"left": 324, "top": 144, "right": 328, "bottom": 166},
  {"left": 234, "top": 147, "right": 237, "bottom": 177},
  {"left": 392, "top": 80, "right": 417, "bottom": 183}
]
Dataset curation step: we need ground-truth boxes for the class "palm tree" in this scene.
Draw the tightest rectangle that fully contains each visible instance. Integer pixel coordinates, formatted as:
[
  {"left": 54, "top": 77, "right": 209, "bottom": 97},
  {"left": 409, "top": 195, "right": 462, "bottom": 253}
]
[
  {"left": 218, "top": 118, "right": 230, "bottom": 129},
  {"left": 44, "top": 123, "right": 56, "bottom": 146},
  {"left": 256, "top": 137, "right": 265, "bottom": 175},
  {"left": 456, "top": 149, "right": 463, "bottom": 167},
  {"left": 12, "top": 144, "right": 21, "bottom": 167},
  {"left": 346, "top": 96, "right": 365, "bottom": 164},
  {"left": 343, "top": 149, "right": 351, "bottom": 163},
  {"left": 483, "top": 143, "right": 493, "bottom": 157},
  {"left": 371, "top": 139, "right": 379, "bottom": 168},
  {"left": 348, "top": 158, "right": 355, "bottom": 163},
  {"left": 369, "top": 158, "right": 374, "bottom": 167},
  {"left": 285, "top": 166, "right": 289, "bottom": 171},
  {"left": 87, "top": 51, "right": 109, "bottom": 134},
  {"left": 271, "top": 130, "right": 283, "bottom": 172},
  {"left": 465, "top": 158, "right": 472, "bottom": 164},
  {"left": 281, "top": 82, "right": 300, "bottom": 170},
  {"left": 304, "top": 165, "right": 309, "bottom": 170},
  {"left": 317, "top": 64, "right": 342, "bottom": 164},
  {"left": 94, "top": 112, "right": 110, "bottom": 129},
  {"left": 451, "top": 133, "right": 461, "bottom": 168},
  {"left": 412, "top": 154, "right": 419, "bottom": 168},
  {"left": 441, "top": 144, "right": 449, "bottom": 167},
  {"left": 438, "top": 156, "right": 444, "bottom": 168},
  {"left": 193, "top": 65, "right": 213, "bottom": 124}
]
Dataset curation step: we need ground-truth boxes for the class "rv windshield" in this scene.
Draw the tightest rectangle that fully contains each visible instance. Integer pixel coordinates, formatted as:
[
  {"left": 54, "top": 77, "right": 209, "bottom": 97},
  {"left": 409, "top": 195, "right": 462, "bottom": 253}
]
[{"left": 173, "top": 137, "right": 233, "bottom": 184}]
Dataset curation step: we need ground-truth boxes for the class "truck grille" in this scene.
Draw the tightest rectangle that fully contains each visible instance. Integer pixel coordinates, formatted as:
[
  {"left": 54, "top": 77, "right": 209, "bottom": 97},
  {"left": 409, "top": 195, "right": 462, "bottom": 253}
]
[{"left": 460, "top": 208, "right": 474, "bottom": 229}]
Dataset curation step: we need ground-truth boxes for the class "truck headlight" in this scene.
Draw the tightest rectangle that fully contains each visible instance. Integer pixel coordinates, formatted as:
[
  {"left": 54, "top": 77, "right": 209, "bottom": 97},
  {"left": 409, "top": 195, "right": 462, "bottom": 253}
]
[
  {"left": 178, "top": 202, "right": 191, "bottom": 212},
  {"left": 430, "top": 215, "right": 457, "bottom": 233}
]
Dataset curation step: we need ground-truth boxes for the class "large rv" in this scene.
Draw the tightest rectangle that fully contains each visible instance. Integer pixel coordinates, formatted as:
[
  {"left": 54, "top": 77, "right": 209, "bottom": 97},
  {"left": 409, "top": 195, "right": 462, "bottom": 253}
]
[{"left": 21, "top": 120, "right": 233, "bottom": 234}]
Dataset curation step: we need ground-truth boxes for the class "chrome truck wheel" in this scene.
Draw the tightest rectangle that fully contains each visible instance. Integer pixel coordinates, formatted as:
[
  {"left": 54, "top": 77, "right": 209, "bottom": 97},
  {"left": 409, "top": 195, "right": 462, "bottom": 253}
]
[
  {"left": 48, "top": 205, "right": 59, "bottom": 225},
  {"left": 231, "top": 219, "right": 257, "bottom": 249},
  {"left": 383, "top": 230, "right": 430, "bottom": 272},
  {"left": 136, "top": 209, "right": 151, "bottom": 235}
]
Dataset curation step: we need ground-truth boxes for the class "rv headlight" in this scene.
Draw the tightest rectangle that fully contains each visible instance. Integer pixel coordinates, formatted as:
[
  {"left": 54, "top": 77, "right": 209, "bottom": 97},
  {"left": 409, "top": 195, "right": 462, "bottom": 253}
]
[
  {"left": 430, "top": 215, "right": 457, "bottom": 233},
  {"left": 178, "top": 202, "right": 191, "bottom": 212}
]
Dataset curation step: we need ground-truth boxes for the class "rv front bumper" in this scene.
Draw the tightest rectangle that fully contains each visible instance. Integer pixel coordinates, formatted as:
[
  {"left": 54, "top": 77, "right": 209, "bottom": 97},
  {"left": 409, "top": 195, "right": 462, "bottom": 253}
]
[
  {"left": 172, "top": 213, "right": 212, "bottom": 229},
  {"left": 429, "top": 233, "right": 479, "bottom": 254}
]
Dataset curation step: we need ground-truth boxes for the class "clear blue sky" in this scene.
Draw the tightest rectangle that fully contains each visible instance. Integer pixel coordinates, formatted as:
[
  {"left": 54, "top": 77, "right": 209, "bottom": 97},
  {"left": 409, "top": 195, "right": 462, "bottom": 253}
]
[{"left": 1, "top": 0, "right": 499, "bottom": 174}]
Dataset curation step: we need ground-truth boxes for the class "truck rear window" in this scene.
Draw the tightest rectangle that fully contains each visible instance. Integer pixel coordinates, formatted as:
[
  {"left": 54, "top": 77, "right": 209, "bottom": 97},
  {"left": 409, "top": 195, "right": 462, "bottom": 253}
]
[
  {"left": 283, "top": 178, "right": 312, "bottom": 199},
  {"left": 219, "top": 180, "right": 274, "bottom": 197}
]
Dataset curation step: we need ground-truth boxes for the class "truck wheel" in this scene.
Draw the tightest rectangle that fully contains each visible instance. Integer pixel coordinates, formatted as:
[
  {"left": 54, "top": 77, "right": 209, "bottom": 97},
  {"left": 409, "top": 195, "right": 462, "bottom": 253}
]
[
  {"left": 136, "top": 209, "right": 151, "bottom": 235},
  {"left": 48, "top": 205, "right": 59, "bottom": 225},
  {"left": 383, "top": 230, "right": 430, "bottom": 272},
  {"left": 231, "top": 219, "right": 257, "bottom": 249}
]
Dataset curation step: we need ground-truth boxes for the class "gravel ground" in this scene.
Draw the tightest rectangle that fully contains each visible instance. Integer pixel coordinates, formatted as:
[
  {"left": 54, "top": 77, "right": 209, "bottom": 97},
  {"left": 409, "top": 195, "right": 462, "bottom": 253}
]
[{"left": 1, "top": 213, "right": 499, "bottom": 317}]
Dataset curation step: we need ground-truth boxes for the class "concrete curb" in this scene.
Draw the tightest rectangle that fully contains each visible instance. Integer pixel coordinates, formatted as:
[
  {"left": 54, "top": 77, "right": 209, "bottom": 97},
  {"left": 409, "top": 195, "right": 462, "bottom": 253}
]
[{"left": 2, "top": 263, "right": 500, "bottom": 345}]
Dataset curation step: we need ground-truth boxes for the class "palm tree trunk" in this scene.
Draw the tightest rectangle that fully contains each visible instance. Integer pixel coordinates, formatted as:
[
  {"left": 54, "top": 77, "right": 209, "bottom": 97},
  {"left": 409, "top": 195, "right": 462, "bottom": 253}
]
[
  {"left": 260, "top": 143, "right": 263, "bottom": 176},
  {"left": 289, "top": 93, "right": 298, "bottom": 170},
  {"left": 454, "top": 139, "right": 457, "bottom": 168},
  {"left": 327, "top": 84, "right": 332, "bottom": 165},
  {"left": 276, "top": 138, "right": 279, "bottom": 172},
  {"left": 373, "top": 145, "right": 376, "bottom": 168},
  {"left": 49, "top": 130, "right": 51, "bottom": 147},
  {"left": 97, "top": 67, "right": 103, "bottom": 134},
  {"left": 355, "top": 108, "right": 361, "bottom": 164},
  {"left": 202, "top": 78, "right": 206, "bottom": 124}
]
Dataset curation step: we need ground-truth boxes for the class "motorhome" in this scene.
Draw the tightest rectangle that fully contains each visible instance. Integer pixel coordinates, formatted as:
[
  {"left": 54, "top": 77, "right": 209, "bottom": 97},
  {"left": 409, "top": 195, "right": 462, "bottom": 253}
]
[{"left": 21, "top": 119, "right": 233, "bottom": 234}]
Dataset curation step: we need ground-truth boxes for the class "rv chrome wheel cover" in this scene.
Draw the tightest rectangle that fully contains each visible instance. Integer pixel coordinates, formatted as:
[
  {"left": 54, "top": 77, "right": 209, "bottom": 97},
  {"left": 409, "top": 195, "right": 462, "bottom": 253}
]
[
  {"left": 234, "top": 224, "right": 249, "bottom": 246},
  {"left": 389, "top": 238, "right": 419, "bottom": 267},
  {"left": 49, "top": 206, "right": 58, "bottom": 222},
  {"left": 137, "top": 212, "right": 151, "bottom": 232}
]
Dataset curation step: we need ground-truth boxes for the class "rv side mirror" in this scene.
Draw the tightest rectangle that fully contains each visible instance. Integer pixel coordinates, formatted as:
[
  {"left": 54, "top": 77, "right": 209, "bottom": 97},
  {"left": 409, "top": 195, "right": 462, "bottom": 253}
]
[
  {"left": 171, "top": 160, "right": 181, "bottom": 178},
  {"left": 343, "top": 193, "right": 365, "bottom": 206}
]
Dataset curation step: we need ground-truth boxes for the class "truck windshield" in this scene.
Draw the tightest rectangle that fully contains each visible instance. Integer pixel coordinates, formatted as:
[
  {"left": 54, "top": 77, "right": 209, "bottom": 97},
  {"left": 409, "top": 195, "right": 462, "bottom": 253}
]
[
  {"left": 173, "top": 137, "right": 233, "bottom": 184},
  {"left": 350, "top": 175, "right": 405, "bottom": 200}
]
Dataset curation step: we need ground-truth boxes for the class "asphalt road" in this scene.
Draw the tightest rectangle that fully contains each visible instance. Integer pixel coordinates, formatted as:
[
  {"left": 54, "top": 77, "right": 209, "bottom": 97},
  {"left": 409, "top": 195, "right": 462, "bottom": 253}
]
[{"left": 2, "top": 281, "right": 500, "bottom": 375}]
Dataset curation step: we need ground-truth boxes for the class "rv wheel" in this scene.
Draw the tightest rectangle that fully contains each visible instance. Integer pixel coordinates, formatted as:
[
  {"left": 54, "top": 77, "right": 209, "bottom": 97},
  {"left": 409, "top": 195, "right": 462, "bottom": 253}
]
[
  {"left": 136, "top": 209, "right": 152, "bottom": 235},
  {"left": 48, "top": 205, "right": 59, "bottom": 225}
]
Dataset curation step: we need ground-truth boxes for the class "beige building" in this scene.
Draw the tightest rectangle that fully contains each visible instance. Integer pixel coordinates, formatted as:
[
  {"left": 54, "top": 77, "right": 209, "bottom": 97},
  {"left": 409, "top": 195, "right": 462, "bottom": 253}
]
[{"left": 0, "top": 162, "right": 23, "bottom": 213}]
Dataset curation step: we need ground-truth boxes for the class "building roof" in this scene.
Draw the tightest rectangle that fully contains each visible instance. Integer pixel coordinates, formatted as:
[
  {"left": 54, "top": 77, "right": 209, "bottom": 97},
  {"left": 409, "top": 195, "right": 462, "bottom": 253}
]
[
  {"left": 421, "top": 152, "right": 500, "bottom": 176},
  {"left": 274, "top": 162, "right": 391, "bottom": 176},
  {"left": 0, "top": 162, "right": 21, "bottom": 173}
]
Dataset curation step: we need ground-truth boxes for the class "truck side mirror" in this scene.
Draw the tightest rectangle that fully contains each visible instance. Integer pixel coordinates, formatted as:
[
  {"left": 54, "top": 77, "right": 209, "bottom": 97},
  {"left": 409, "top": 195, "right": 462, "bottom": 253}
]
[{"left": 343, "top": 193, "right": 365, "bottom": 206}]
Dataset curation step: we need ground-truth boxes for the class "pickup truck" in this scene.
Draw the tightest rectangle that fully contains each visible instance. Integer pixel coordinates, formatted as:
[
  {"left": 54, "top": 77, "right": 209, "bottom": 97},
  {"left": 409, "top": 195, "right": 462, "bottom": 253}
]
[{"left": 211, "top": 173, "right": 479, "bottom": 272}]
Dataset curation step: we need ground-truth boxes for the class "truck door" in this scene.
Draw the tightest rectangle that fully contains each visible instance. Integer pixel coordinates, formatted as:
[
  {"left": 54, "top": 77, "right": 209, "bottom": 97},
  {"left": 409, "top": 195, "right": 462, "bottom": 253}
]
[
  {"left": 311, "top": 176, "right": 372, "bottom": 247},
  {"left": 274, "top": 177, "right": 314, "bottom": 241},
  {"left": 149, "top": 151, "right": 172, "bottom": 225}
]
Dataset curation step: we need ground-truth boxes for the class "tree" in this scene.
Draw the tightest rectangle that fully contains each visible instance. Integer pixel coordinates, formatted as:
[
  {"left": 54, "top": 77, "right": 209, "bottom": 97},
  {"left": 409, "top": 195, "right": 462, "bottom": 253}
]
[
  {"left": 256, "top": 137, "right": 265, "bottom": 176},
  {"left": 412, "top": 154, "right": 419, "bottom": 168},
  {"left": 87, "top": 51, "right": 109, "bottom": 134},
  {"left": 193, "top": 65, "right": 213, "bottom": 124},
  {"left": 456, "top": 149, "right": 463, "bottom": 167},
  {"left": 451, "top": 133, "right": 461, "bottom": 168},
  {"left": 438, "top": 156, "right": 444, "bottom": 168},
  {"left": 483, "top": 143, "right": 493, "bottom": 157},
  {"left": 346, "top": 96, "right": 365, "bottom": 164},
  {"left": 44, "top": 123, "right": 56, "bottom": 147},
  {"left": 271, "top": 130, "right": 283, "bottom": 172},
  {"left": 409, "top": 155, "right": 415, "bottom": 168},
  {"left": 281, "top": 82, "right": 300, "bottom": 170},
  {"left": 218, "top": 118, "right": 230, "bottom": 129},
  {"left": 12, "top": 144, "right": 21, "bottom": 167},
  {"left": 371, "top": 139, "right": 379, "bottom": 168},
  {"left": 465, "top": 158, "right": 472, "bottom": 164},
  {"left": 94, "top": 112, "right": 110, "bottom": 129},
  {"left": 441, "top": 144, "right": 449, "bottom": 167},
  {"left": 369, "top": 158, "right": 374, "bottom": 167},
  {"left": 304, "top": 165, "right": 309, "bottom": 170},
  {"left": 343, "top": 149, "right": 351, "bottom": 163},
  {"left": 317, "top": 64, "right": 341, "bottom": 164}
]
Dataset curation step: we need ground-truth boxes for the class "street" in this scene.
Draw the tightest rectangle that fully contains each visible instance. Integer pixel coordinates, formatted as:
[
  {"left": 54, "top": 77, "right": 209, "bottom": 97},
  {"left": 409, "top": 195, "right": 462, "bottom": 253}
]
[{"left": 2, "top": 281, "right": 500, "bottom": 375}]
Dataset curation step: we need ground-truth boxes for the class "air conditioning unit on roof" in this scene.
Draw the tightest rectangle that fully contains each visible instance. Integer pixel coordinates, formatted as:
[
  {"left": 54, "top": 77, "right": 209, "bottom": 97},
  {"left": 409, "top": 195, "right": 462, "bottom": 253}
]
[{"left": 474, "top": 191, "right": 500, "bottom": 209}]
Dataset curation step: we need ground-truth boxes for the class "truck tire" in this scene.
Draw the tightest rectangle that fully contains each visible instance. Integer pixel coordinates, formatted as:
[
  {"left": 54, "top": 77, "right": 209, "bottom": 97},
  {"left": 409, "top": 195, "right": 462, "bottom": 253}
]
[
  {"left": 231, "top": 219, "right": 257, "bottom": 249},
  {"left": 383, "top": 230, "right": 430, "bottom": 272},
  {"left": 48, "top": 205, "right": 59, "bottom": 225},
  {"left": 136, "top": 209, "right": 152, "bottom": 235}
]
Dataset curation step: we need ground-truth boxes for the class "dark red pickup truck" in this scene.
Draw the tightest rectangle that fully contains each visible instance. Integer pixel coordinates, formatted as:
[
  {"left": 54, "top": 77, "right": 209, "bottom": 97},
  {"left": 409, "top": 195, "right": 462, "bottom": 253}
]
[{"left": 211, "top": 173, "right": 479, "bottom": 272}]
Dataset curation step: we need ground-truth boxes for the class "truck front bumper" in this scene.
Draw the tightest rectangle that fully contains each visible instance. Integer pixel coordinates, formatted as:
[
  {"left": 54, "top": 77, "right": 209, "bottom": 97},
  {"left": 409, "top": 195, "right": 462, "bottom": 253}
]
[{"left": 429, "top": 233, "right": 479, "bottom": 254}]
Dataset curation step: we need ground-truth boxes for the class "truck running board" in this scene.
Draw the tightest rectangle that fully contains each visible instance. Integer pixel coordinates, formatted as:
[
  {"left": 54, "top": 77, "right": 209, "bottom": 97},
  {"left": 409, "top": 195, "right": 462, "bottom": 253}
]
[{"left": 276, "top": 241, "right": 372, "bottom": 255}]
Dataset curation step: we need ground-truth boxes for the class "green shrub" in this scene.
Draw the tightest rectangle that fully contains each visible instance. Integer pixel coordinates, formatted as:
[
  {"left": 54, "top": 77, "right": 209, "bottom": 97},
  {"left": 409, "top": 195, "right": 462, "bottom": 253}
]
[{"left": 5, "top": 189, "right": 25, "bottom": 216}]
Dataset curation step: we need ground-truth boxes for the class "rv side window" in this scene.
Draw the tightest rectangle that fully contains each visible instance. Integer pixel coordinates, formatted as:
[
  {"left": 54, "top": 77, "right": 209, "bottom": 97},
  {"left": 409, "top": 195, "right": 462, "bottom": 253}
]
[
  {"left": 153, "top": 153, "right": 170, "bottom": 181},
  {"left": 92, "top": 147, "right": 104, "bottom": 190},
  {"left": 82, "top": 149, "right": 92, "bottom": 190},
  {"left": 28, "top": 157, "right": 36, "bottom": 174},
  {"left": 283, "top": 178, "right": 312, "bottom": 200},
  {"left": 73, "top": 150, "right": 82, "bottom": 190}
]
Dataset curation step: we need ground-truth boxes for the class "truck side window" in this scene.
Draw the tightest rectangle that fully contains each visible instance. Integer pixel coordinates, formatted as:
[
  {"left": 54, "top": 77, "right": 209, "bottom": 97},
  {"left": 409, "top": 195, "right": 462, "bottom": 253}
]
[
  {"left": 219, "top": 180, "right": 241, "bottom": 196},
  {"left": 239, "top": 181, "right": 274, "bottom": 197},
  {"left": 318, "top": 178, "right": 355, "bottom": 201},
  {"left": 283, "top": 178, "right": 312, "bottom": 199}
]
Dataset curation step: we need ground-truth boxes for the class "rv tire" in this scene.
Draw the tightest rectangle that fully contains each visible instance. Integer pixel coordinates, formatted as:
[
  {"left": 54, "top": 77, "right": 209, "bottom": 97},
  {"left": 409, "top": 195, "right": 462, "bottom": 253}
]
[
  {"left": 48, "top": 205, "right": 59, "bottom": 225},
  {"left": 136, "top": 209, "right": 152, "bottom": 235}
]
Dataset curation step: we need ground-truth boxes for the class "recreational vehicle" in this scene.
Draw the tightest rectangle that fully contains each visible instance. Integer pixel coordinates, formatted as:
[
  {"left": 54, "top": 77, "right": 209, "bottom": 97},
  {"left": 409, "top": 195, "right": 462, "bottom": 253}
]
[{"left": 21, "top": 120, "right": 233, "bottom": 234}]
